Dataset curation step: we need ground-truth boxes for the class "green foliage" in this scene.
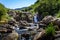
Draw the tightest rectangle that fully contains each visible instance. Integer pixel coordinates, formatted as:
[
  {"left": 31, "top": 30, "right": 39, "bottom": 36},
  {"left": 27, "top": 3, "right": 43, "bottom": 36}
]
[
  {"left": 56, "top": 10, "right": 60, "bottom": 18},
  {"left": 36, "top": 0, "right": 59, "bottom": 15},
  {"left": 42, "top": 12, "right": 49, "bottom": 17},
  {"left": 29, "top": 0, "right": 60, "bottom": 17},
  {"left": 45, "top": 23, "right": 55, "bottom": 36},
  {"left": 0, "top": 3, "right": 10, "bottom": 24},
  {"left": 0, "top": 3, "right": 7, "bottom": 20}
]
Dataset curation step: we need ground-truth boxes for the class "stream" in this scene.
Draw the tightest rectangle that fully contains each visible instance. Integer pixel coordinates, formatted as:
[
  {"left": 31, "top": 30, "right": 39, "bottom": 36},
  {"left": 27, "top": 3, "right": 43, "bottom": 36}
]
[{"left": 14, "top": 23, "right": 38, "bottom": 40}]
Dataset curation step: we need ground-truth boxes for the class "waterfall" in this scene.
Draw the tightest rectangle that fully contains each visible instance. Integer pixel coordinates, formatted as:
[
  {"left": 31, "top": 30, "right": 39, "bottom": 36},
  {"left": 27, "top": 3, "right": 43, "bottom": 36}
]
[{"left": 34, "top": 14, "right": 38, "bottom": 23}]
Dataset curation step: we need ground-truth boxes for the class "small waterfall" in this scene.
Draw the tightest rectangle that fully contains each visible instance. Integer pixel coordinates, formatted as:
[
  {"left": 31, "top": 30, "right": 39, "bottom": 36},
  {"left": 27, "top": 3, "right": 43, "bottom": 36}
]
[{"left": 33, "top": 14, "right": 38, "bottom": 23}]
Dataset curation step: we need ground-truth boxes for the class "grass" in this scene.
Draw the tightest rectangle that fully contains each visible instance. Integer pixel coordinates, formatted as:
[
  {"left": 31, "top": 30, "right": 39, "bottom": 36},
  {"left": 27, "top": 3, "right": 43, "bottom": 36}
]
[{"left": 45, "top": 23, "right": 55, "bottom": 36}]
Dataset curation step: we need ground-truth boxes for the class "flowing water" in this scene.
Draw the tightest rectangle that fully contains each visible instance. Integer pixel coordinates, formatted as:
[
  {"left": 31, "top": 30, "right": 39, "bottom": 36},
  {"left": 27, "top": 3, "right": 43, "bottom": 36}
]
[{"left": 15, "top": 25, "right": 38, "bottom": 40}]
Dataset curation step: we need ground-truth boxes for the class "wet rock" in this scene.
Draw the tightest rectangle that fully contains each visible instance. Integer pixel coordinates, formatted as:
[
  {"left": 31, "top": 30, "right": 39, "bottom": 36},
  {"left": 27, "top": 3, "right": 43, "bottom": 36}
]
[
  {"left": 54, "top": 34, "right": 60, "bottom": 38},
  {"left": 39, "top": 23, "right": 47, "bottom": 29},
  {"left": 8, "top": 18, "right": 16, "bottom": 26},
  {"left": 2, "top": 30, "right": 18, "bottom": 40},
  {"left": 54, "top": 25, "right": 60, "bottom": 31},
  {"left": 21, "top": 34, "right": 30, "bottom": 40},
  {"left": 19, "top": 20, "right": 28, "bottom": 27},
  {"left": 0, "top": 27, "right": 7, "bottom": 33},
  {"left": 53, "top": 18, "right": 60, "bottom": 27},
  {"left": 0, "top": 25, "right": 13, "bottom": 33},
  {"left": 8, "top": 10, "right": 16, "bottom": 17},
  {"left": 19, "top": 27, "right": 26, "bottom": 29},
  {"left": 55, "top": 31, "right": 60, "bottom": 34},
  {"left": 28, "top": 28, "right": 33, "bottom": 31},
  {"left": 21, "top": 12, "right": 33, "bottom": 23},
  {"left": 54, "top": 31, "right": 60, "bottom": 40},
  {"left": 37, "top": 28, "right": 44, "bottom": 32},
  {"left": 33, "top": 30, "right": 45, "bottom": 40},
  {"left": 14, "top": 15, "right": 20, "bottom": 21},
  {"left": 33, "top": 30, "right": 55, "bottom": 40},
  {"left": 55, "top": 38, "right": 60, "bottom": 40}
]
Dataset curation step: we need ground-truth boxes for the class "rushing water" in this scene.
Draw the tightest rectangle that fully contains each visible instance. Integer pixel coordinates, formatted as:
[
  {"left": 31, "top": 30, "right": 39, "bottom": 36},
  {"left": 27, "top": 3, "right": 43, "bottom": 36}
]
[
  {"left": 15, "top": 28, "right": 32, "bottom": 40},
  {"left": 14, "top": 25, "right": 38, "bottom": 40},
  {"left": 34, "top": 14, "right": 38, "bottom": 23}
]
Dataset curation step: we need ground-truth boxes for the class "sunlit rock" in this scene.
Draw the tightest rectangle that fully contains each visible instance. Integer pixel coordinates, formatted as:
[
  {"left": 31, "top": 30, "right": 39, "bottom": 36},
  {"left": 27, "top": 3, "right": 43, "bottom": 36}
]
[
  {"left": 41, "top": 15, "right": 54, "bottom": 24},
  {"left": 33, "top": 30, "right": 45, "bottom": 40}
]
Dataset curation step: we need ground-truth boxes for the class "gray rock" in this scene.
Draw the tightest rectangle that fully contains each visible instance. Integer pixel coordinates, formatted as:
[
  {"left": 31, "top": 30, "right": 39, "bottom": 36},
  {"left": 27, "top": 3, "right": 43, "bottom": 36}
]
[
  {"left": 2, "top": 30, "right": 18, "bottom": 40},
  {"left": 33, "top": 30, "right": 45, "bottom": 40},
  {"left": 41, "top": 15, "right": 54, "bottom": 24},
  {"left": 53, "top": 18, "right": 60, "bottom": 27}
]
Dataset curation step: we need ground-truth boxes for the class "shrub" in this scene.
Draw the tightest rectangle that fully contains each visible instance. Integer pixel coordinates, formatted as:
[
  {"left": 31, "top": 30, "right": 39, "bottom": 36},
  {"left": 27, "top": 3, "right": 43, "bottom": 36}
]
[
  {"left": 56, "top": 10, "right": 60, "bottom": 18},
  {"left": 0, "top": 3, "right": 7, "bottom": 20},
  {"left": 0, "top": 3, "right": 10, "bottom": 24},
  {"left": 45, "top": 23, "right": 55, "bottom": 36}
]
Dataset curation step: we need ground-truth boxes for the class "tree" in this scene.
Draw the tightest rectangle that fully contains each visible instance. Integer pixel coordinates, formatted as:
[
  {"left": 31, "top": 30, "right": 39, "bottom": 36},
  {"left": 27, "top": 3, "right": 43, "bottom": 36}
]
[
  {"left": 35, "top": 0, "right": 60, "bottom": 15},
  {"left": 29, "top": 0, "right": 60, "bottom": 18}
]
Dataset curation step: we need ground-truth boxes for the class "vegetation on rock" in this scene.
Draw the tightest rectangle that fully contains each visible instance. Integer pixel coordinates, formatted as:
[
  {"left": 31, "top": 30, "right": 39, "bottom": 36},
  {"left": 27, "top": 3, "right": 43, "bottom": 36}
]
[
  {"left": 0, "top": 3, "right": 10, "bottom": 23},
  {"left": 45, "top": 23, "right": 55, "bottom": 36}
]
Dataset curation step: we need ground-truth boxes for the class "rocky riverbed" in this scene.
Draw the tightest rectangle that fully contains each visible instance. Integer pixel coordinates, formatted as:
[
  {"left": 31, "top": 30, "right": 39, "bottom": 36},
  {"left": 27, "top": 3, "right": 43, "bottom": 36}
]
[
  {"left": 14, "top": 23, "right": 39, "bottom": 40},
  {"left": 0, "top": 12, "right": 60, "bottom": 40}
]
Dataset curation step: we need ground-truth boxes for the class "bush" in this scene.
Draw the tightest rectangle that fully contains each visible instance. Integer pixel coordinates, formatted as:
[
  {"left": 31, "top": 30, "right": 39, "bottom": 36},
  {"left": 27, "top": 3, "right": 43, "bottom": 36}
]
[
  {"left": 0, "top": 3, "right": 10, "bottom": 24},
  {"left": 56, "top": 10, "right": 60, "bottom": 18},
  {"left": 29, "top": 0, "right": 60, "bottom": 17},
  {"left": 45, "top": 23, "right": 55, "bottom": 36}
]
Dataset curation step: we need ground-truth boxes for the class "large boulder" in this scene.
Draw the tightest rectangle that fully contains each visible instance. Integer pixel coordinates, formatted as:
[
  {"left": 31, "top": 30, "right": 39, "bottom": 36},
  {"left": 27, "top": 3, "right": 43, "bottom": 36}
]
[
  {"left": 33, "top": 30, "right": 45, "bottom": 40},
  {"left": 14, "top": 15, "right": 20, "bottom": 21},
  {"left": 21, "top": 34, "right": 30, "bottom": 40},
  {"left": 54, "top": 31, "right": 60, "bottom": 40},
  {"left": 39, "top": 16, "right": 60, "bottom": 29},
  {"left": 41, "top": 15, "right": 54, "bottom": 24},
  {"left": 53, "top": 18, "right": 60, "bottom": 27},
  {"left": 2, "top": 30, "right": 18, "bottom": 40},
  {"left": 19, "top": 20, "right": 28, "bottom": 27},
  {"left": 8, "top": 10, "right": 16, "bottom": 17},
  {"left": 40, "top": 15, "right": 60, "bottom": 26},
  {"left": 38, "top": 16, "right": 54, "bottom": 28}
]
